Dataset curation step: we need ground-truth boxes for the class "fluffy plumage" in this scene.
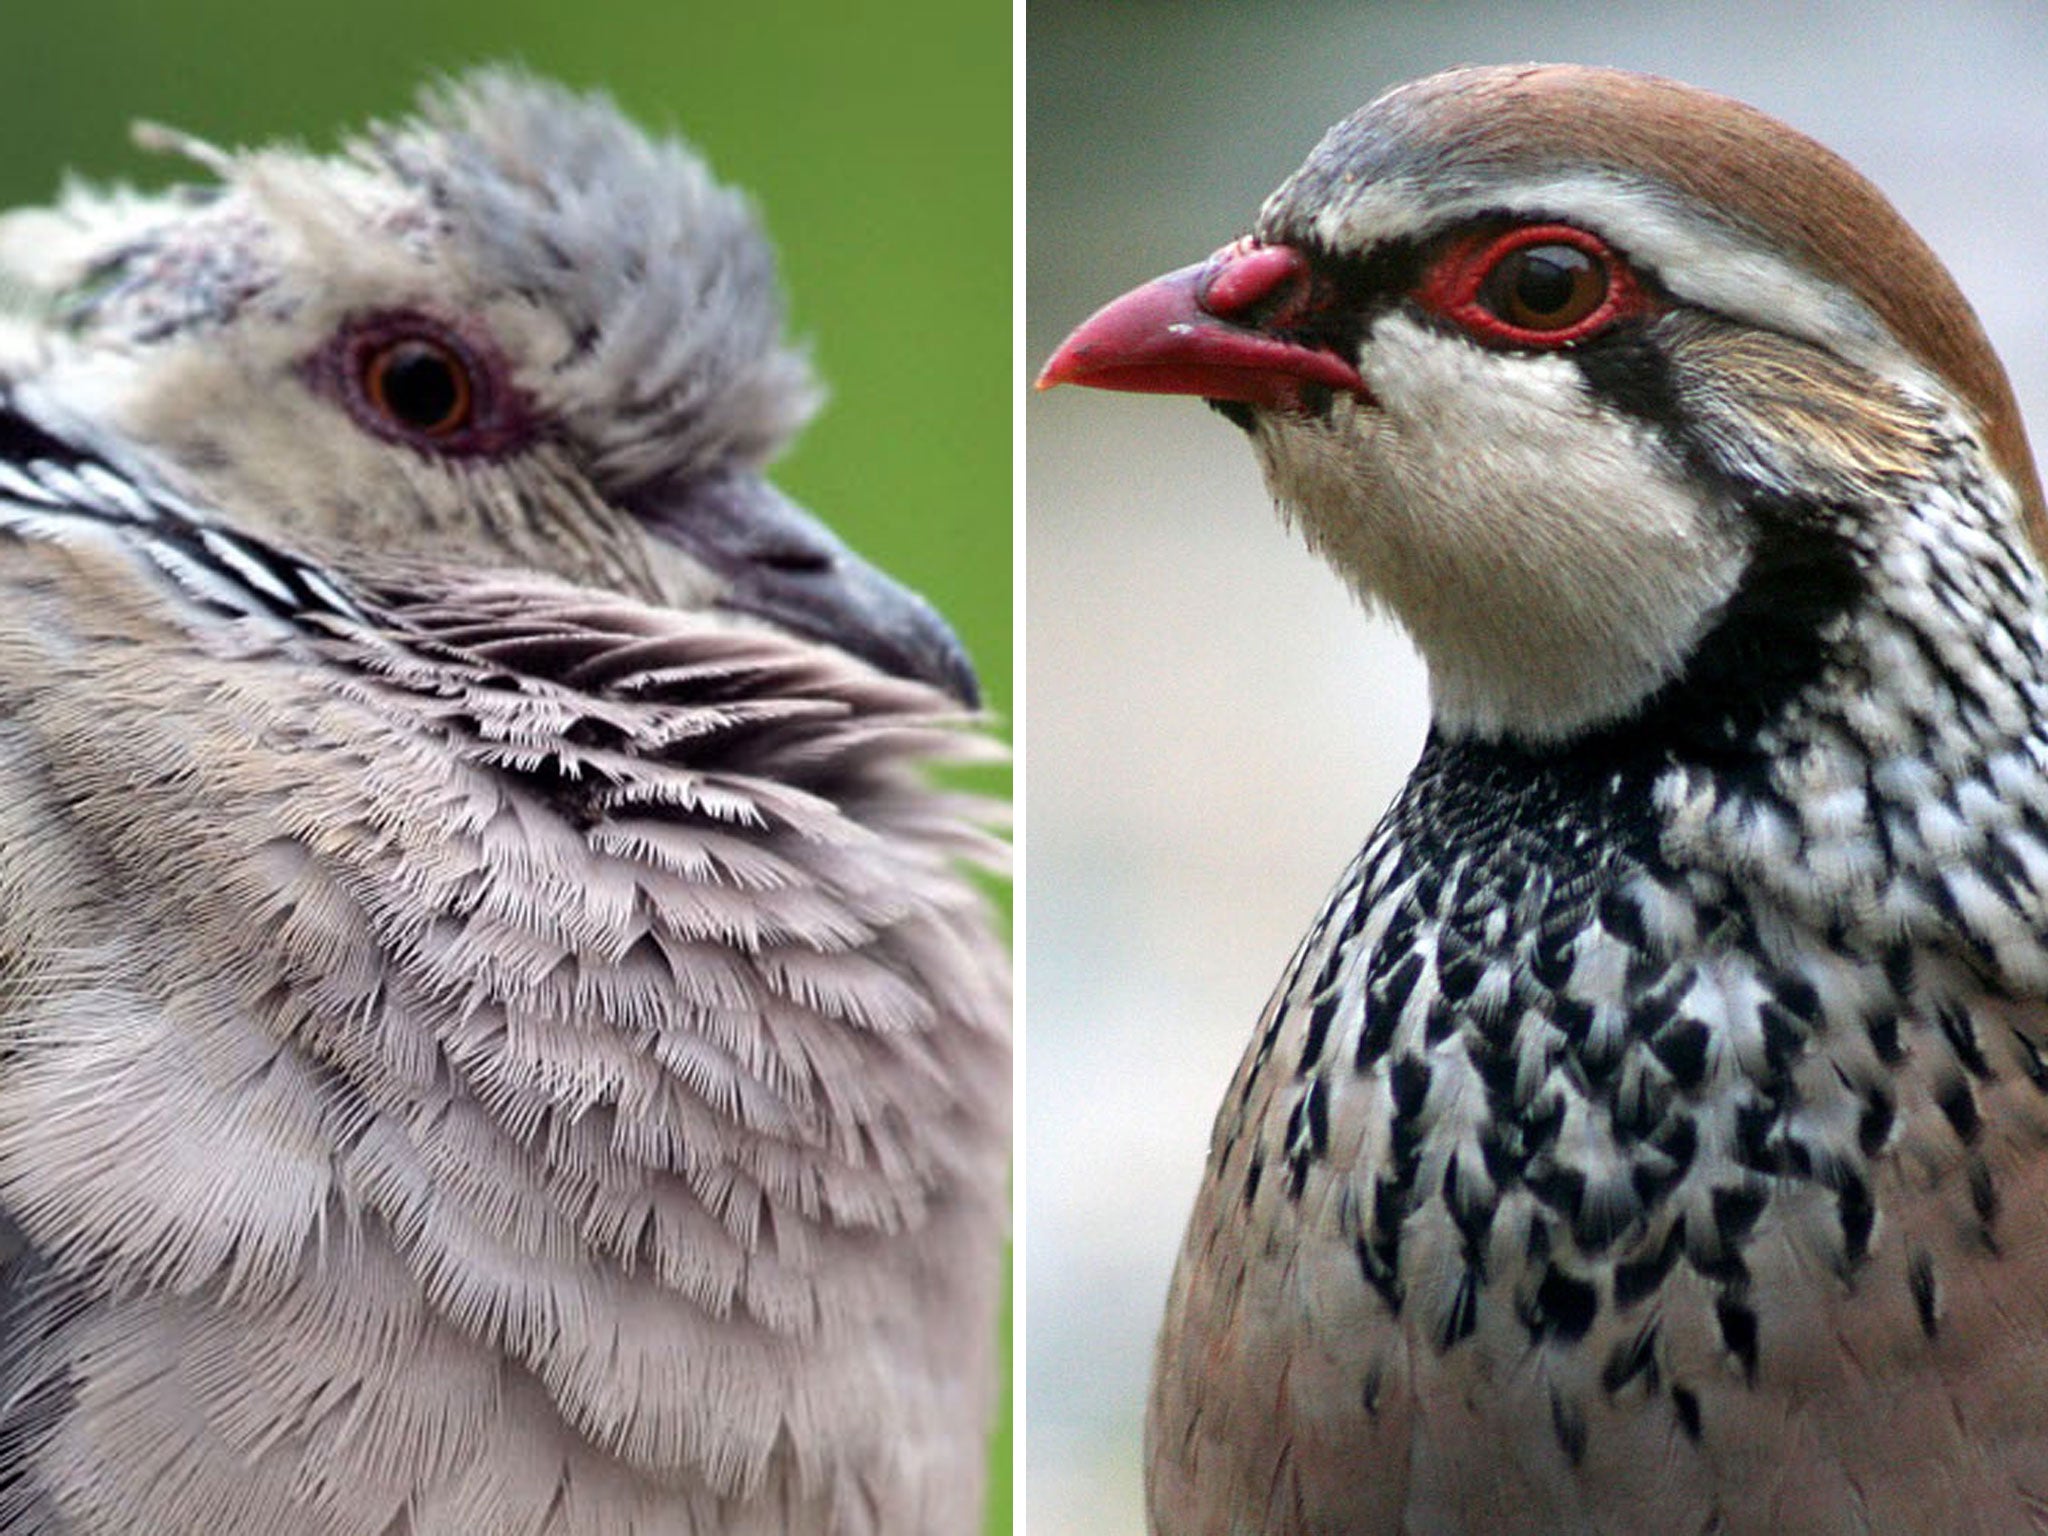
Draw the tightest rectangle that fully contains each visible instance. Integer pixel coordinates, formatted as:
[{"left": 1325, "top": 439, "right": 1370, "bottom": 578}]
[
  {"left": 1047, "top": 64, "right": 2048, "bottom": 1534},
  {"left": 0, "top": 73, "right": 1007, "bottom": 1536}
]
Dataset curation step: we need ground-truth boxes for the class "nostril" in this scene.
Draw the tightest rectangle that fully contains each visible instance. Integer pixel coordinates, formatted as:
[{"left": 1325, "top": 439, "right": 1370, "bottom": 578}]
[{"left": 754, "top": 545, "right": 833, "bottom": 576}]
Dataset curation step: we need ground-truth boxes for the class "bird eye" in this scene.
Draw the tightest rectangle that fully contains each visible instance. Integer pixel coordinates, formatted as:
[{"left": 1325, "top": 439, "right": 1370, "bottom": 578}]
[
  {"left": 361, "top": 337, "right": 473, "bottom": 437},
  {"left": 313, "top": 310, "right": 534, "bottom": 459},
  {"left": 1479, "top": 243, "right": 1606, "bottom": 332},
  {"left": 1416, "top": 223, "right": 1648, "bottom": 348}
]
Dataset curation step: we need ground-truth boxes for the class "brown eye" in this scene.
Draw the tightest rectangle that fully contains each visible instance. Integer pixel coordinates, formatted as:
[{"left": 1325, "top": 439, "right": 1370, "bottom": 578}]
[
  {"left": 316, "top": 309, "right": 534, "bottom": 458},
  {"left": 362, "top": 337, "right": 473, "bottom": 436},
  {"left": 1479, "top": 243, "right": 1607, "bottom": 332},
  {"left": 1414, "top": 223, "right": 1650, "bottom": 349}
]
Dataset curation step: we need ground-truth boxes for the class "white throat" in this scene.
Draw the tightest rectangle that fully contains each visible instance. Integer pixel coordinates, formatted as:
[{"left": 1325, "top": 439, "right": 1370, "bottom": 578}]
[{"left": 1255, "top": 314, "right": 1747, "bottom": 744}]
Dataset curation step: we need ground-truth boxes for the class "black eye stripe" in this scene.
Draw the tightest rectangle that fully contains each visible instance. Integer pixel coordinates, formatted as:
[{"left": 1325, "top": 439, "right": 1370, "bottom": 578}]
[{"left": 1271, "top": 236, "right": 1427, "bottom": 360}]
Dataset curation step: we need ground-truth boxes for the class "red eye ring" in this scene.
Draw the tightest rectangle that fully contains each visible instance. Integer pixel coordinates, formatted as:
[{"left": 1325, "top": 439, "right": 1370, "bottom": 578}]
[{"left": 1415, "top": 223, "right": 1651, "bottom": 348}]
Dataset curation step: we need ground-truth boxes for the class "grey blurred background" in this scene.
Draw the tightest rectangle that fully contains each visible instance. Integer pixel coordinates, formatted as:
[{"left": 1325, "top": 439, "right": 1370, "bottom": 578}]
[{"left": 1025, "top": 3, "right": 2048, "bottom": 1531}]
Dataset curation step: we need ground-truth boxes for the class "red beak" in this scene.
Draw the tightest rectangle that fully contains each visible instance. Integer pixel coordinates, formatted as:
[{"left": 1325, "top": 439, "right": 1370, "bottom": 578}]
[{"left": 1036, "top": 240, "right": 1371, "bottom": 410}]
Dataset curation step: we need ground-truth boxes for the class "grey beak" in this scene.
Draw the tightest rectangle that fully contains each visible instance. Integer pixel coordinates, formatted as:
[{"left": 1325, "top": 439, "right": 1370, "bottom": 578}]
[{"left": 630, "top": 474, "right": 981, "bottom": 709}]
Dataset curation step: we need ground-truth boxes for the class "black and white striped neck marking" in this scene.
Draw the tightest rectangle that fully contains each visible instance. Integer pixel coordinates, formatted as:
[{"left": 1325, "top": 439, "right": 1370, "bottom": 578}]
[
  {"left": 1238, "top": 439, "right": 2048, "bottom": 1454},
  {"left": 0, "top": 404, "right": 364, "bottom": 627}
]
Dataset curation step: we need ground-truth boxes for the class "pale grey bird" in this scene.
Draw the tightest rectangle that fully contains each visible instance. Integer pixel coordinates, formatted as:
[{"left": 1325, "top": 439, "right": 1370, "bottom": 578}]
[
  {"left": 1046, "top": 63, "right": 2048, "bottom": 1534},
  {"left": 0, "top": 73, "right": 1008, "bottom": 1536}
]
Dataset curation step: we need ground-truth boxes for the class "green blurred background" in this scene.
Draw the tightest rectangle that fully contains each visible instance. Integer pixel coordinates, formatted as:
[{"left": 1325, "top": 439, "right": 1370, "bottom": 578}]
[{"left": 0, "top": 1, "right": 1012, "bottom": 1529}]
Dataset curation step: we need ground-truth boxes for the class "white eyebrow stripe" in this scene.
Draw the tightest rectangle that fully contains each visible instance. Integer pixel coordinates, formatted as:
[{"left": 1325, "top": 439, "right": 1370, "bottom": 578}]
[{"left": 1291, "top": 170, "right": 1932, "bottom": 392}]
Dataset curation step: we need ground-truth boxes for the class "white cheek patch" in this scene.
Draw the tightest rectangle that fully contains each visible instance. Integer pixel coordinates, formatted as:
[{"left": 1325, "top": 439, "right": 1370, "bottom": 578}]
[{"left": 1256, "top": 312, "right": 1748, "bottom": 743}]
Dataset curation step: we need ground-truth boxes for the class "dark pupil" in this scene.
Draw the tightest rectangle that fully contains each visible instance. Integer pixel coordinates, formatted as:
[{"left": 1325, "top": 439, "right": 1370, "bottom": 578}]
[
  {"left": 1512, "top": 247, "right": 1591, "bottom": 318},
  {"left": 380, "top": 343, "right": 462, "bottom": 428}
]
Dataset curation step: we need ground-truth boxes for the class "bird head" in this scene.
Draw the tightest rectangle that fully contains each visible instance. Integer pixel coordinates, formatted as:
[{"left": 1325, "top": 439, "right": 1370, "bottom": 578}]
[
  {"left": 0, "top": 69, "right": 980, "bottom": 705},
  {"left": 1042, "top": 63, "right": 2043, "bottom": 746}
]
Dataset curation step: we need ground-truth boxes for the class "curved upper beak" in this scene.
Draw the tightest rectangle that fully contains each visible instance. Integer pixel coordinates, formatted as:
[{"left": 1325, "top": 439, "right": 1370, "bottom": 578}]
[
  {"left": 634, "top": 474, "right": 981, "bottom": 709},
  {"left": 1037, "top": 241, "right": 1371, "bottom": 409}
]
